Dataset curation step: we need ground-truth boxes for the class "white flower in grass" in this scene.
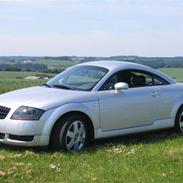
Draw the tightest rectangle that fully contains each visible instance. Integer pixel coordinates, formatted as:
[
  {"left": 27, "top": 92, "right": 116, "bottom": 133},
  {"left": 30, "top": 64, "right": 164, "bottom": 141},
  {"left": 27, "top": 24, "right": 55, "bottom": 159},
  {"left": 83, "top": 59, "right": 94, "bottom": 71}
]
[
  {"left": 49, "top": 164, "right": 56, "bottom": 169},
  {"left": 49, "top": 163, "right": 61, "bottom": 172}
]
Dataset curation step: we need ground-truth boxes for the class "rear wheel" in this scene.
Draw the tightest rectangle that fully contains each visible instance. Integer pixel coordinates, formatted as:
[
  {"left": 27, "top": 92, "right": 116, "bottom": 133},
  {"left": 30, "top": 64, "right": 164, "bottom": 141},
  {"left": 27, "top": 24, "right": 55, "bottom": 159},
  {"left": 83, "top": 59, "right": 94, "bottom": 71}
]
[
  {"left": 175, "top": 105, "right": 183, "bottom": 134},
  {"left": 50, "top": 114, "right": 88, "bottom": 152}
]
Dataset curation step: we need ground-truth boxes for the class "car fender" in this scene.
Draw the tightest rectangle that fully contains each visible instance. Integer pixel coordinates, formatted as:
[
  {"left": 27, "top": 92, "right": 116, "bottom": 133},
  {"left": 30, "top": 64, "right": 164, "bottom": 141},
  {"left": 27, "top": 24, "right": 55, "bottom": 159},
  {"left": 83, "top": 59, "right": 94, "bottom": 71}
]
[
  {"left": 171, "top": 96, "right": 183, "bottom": 123},
  {"left": 42, "top": 102, "right": 100, "bottom": 137}
]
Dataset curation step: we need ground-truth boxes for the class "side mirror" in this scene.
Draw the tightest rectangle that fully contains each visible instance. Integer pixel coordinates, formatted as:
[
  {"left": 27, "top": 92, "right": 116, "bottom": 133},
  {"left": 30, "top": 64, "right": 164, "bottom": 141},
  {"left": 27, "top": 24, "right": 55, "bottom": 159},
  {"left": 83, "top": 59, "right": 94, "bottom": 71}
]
[{"left": 114, "top": 82, "right": 129, "bottom": 91}]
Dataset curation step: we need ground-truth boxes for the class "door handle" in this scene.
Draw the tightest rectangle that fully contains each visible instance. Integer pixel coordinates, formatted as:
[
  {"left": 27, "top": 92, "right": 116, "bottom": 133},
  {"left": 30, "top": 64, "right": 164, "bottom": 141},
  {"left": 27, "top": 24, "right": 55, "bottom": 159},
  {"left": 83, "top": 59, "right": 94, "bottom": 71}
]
[{"left": 151, "top": 91, "right": 159, "bottom": 97}]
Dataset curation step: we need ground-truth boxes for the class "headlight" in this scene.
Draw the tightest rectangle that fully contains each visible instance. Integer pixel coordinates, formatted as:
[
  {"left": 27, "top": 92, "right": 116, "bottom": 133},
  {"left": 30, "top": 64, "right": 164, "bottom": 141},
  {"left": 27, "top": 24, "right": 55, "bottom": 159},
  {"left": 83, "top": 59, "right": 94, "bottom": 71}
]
[{"left": 11, "top": 106, "right": 45, "bottom": 121}]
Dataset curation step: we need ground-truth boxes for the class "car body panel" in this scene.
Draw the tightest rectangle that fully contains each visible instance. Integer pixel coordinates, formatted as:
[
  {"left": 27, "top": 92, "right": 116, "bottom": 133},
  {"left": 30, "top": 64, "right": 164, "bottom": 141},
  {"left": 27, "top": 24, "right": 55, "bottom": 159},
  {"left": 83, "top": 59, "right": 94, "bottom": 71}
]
[
  {"left": 155, "top": 84, "right": 183, "bottom": 120},
  {"left": 98, "top": 86, "right": 159, "bottom": 130},
  {"left": 0, "top": 86, "right": 98, "bottom": 110},
  {"left": 41, "top": 102, "right": 100, "bottom": 137},
  {"left": 95, "top": 118, "right": 174, "bottom": 139}
]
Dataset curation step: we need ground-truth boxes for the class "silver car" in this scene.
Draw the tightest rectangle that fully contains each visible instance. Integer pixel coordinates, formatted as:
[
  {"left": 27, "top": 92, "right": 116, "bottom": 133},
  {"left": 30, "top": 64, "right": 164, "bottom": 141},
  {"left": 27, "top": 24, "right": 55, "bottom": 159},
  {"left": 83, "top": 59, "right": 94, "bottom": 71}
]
[{"left": 0, "top": 61, "right": 183, "bottom": 152}]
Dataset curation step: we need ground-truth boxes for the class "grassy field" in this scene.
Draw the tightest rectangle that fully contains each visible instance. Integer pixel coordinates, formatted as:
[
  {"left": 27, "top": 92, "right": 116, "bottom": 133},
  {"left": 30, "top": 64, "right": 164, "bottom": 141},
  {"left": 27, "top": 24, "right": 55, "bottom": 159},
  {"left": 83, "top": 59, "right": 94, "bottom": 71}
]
[
  {"left": 160, "top": 68, "right": 183, "bottom": 82},
  {"left": 0, "top": 68, "right": 183, "bottom": 182},
  {"left": 1, "top": 131, "right": 183, "bottom": 183},
  {"left": 0, "top": 71, "right": 54, "bottom": 94}
]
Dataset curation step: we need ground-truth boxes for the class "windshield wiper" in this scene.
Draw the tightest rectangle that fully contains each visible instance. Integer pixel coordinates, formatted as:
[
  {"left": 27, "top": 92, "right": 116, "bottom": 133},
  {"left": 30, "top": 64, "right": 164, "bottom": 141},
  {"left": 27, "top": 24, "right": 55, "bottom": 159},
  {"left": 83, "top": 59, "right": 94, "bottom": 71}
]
[
  {"left": 42, "top": 83, "right": 51, "bottom": 88},
  {"left": 53, "top": 84, "right": 72, "bottom": 90}
]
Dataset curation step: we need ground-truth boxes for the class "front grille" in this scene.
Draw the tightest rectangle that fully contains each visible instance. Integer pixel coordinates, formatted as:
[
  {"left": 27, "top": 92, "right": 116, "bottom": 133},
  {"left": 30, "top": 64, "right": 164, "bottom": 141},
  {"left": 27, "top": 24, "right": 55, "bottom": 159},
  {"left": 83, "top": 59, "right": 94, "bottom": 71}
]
[{"left": 0, "top": 105, "right": 10, "bottom": 119}]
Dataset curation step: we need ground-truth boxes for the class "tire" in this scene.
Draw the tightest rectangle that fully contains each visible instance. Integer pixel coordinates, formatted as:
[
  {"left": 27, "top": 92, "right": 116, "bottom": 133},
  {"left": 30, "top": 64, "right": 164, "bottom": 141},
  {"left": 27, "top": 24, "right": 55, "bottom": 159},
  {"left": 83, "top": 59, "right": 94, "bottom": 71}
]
[
  {"left": 50, "top": 114, "right": 89, "bottom": 152},
  {"left": 175, "top": 105, "right": 183, "bottom": 134}
]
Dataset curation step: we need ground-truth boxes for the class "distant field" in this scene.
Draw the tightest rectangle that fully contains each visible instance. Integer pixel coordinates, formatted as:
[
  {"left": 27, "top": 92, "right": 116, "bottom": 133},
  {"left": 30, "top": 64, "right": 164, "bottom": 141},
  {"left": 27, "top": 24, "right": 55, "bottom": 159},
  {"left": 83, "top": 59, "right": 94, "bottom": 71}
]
[
  {"left": 0, "top": 71, "right": 44, "bottom": 79},
  {"left": 0, "top": 71, "right": 54, "bottom": 94},
  {"left": 160, "top": 68, "right": 183, "bottom": 82}
]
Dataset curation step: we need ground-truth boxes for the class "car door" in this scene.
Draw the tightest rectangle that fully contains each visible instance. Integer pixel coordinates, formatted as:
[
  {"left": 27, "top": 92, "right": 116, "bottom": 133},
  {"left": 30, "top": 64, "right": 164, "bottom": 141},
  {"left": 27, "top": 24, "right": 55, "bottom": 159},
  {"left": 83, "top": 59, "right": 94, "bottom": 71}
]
[
  {"left": 98, "top": 70, "right": 160, "bottom": 131},
  {"left": 152, "top": 77, "right": 180, "bottom": 120}
]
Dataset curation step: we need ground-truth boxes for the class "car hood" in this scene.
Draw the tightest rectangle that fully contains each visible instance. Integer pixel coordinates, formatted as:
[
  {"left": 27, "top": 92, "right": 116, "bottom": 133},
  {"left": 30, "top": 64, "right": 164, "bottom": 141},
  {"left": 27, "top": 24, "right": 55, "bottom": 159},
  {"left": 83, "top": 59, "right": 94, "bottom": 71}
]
[{"left": 0, "top": 86, "right": 98, "bottom": 110}]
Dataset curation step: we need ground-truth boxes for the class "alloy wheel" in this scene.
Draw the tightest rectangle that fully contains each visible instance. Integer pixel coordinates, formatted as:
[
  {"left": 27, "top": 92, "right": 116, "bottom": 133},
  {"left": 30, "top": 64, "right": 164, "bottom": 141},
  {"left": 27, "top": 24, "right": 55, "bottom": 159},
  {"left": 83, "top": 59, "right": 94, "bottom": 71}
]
[{"left": 65, "top": 120, "right": 86, "bottom": 152}]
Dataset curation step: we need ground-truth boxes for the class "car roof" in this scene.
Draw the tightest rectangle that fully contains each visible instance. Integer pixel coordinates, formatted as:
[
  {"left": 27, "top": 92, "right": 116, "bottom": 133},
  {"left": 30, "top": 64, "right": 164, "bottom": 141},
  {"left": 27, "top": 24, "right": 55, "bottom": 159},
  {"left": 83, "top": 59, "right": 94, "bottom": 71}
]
[{"left": 79, "top": 60, "right": 144, "bottom": 71}]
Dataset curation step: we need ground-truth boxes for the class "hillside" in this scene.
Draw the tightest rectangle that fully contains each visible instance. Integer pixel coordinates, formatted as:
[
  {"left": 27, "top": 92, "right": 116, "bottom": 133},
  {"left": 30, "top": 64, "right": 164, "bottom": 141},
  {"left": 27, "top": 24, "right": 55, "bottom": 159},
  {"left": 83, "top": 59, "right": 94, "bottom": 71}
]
[{"left": 1, "top": 56, "right": 183, "bottom": 72}]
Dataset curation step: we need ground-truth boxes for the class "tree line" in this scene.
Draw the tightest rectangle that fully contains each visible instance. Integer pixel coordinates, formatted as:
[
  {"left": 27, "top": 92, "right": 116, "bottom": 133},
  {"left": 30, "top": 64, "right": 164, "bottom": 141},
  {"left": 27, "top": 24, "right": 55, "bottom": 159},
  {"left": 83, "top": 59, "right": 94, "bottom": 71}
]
[{"left": 1, "top": 56, "right": 183, "bottom": 72}]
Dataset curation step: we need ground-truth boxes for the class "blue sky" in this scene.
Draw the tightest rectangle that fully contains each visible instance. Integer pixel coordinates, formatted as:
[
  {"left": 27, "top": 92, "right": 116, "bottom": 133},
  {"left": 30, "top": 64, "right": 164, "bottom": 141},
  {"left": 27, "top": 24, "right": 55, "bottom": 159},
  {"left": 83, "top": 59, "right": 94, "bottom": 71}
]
[{"left": 0, "top": 0, "right": 183, "bottom": 56}]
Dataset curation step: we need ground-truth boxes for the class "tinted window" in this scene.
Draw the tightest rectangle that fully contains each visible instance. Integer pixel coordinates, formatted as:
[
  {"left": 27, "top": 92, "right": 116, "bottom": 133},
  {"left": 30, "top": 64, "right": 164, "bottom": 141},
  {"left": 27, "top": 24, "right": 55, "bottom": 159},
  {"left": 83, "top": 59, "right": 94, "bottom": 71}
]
[
  {"left": 153, "top": 76, "right": 169, "bottom": 85},
  {"left": 100, "top": 70, "right": 169, "bottom": 91}
]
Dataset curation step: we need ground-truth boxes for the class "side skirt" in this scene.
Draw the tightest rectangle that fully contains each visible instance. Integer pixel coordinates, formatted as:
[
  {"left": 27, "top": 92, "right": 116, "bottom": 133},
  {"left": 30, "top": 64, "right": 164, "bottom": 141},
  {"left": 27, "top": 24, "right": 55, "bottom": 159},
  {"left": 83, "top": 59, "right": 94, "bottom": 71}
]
[{"left": 94, "top": 118, "right": 174, "bottom": 139}]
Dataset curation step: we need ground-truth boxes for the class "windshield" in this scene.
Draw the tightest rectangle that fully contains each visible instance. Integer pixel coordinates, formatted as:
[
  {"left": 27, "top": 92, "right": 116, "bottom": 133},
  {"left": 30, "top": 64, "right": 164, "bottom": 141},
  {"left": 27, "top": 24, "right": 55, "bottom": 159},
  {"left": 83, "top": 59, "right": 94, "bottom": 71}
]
[{"left": 47, "top": 65, "right": 108, "bottom": 91}]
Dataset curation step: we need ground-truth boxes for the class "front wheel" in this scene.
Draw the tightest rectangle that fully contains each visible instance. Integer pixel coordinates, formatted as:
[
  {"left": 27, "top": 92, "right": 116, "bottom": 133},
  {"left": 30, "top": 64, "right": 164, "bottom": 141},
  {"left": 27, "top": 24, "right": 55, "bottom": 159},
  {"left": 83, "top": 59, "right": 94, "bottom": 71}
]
[
  {"left": 50, "top": 114, "right": 88, "bottom": 152},
  {"left": 175, "top": 105, "right": 183, "bottom": 134}
]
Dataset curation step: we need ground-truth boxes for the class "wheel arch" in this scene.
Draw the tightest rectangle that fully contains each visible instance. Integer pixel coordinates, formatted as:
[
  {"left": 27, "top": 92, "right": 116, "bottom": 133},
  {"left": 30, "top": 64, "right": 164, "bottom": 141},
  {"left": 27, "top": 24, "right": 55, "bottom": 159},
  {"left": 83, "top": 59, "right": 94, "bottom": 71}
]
[
  {"left": 171, "top": 97, "right": 183, "bottom": 125},
  {"left": 42, "top": 102, "right": 99, "bottom": 146},
  {"left": 49, "top": 110, "right": 95, "bottom": 144}
]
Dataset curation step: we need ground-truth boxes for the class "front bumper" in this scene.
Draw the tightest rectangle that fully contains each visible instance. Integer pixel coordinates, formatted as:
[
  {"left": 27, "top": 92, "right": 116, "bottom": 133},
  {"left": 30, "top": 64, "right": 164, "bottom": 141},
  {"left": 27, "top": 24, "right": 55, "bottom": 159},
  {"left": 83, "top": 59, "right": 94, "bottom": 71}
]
[
  {"left": 0, "top": 133, "right": 49, "bottom": 147},
  {"left": 0, "top": 107, "right": 55, "bottom": 147}
]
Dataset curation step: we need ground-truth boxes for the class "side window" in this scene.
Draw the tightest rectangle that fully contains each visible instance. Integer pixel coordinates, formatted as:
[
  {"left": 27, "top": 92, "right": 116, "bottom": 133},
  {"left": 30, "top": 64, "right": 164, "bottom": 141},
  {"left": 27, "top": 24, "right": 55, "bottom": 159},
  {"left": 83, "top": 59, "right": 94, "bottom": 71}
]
[
  {"left": 128, "top": 72, "right": 169, "bottom": 87},
  {"left": 153, "top": 75, "right": 169, "bottom": 86},
  {"left": 100, "top": 71, "right": 135, "bottom": 91},
  {"left": 100, "top": 70, "right": 169, "bottom": 91},
  {"left": 131, "top": 72, "right": 153, "bottom": 87},
  {"left": 100, "top": 74, "right": 118, "bottom": 91}
]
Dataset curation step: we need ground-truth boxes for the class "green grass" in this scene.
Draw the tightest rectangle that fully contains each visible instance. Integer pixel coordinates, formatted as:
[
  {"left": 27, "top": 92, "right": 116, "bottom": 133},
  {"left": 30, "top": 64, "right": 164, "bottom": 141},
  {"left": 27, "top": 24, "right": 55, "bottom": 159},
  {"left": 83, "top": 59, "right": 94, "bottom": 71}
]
[
  {"left": 0, "top": 71, "right": 54, "bottom": 94},
  {"left": 159, "top": 68, "right": 183, "bottom": 82},
  {"left": 0, "top": 131, "right": 183, "bottom": 182},
  {"left": 1, "top": 68, "right": 183, "bottom": 182}
]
